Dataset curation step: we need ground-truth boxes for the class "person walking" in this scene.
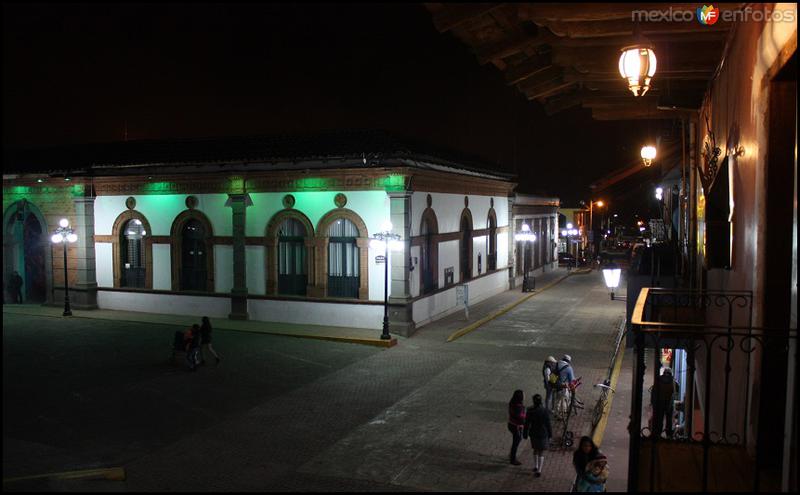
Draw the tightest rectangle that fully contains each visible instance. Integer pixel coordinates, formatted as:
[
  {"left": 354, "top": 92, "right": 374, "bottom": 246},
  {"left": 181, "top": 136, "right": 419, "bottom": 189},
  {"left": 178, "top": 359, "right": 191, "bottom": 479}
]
[
  {"left": 507, "top": 389, "right": 526, "bottom": 465},
  {"left": 525, "top": 394, "right": 552, "bottom": 477},
  {"left": 184, "top": 324, "right": 202, "bottom": 371},
  {"left": 8, "top": 271, "right": 24, "bottom": 304},
  {"left": 542, "top": 356, "right": 558, "bottom": 411},
  {"left": 652, "top": 367, "right": 679, "bottom": 437},
  {"left": 199, "top": 316, "right": 221, "bottom": 365},
  {"left": 573, "top": 436, "right": 600, "bottom": 488}
]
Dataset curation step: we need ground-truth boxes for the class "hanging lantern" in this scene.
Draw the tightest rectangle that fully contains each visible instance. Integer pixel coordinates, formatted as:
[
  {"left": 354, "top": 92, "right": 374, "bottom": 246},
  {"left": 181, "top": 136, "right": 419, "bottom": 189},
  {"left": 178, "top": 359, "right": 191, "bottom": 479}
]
[
  {"left": 641, "top": 145, "right": 657, "bottom": 167},
  {"left": 619, "top": 45, "right": 657, "bottom": 96}
]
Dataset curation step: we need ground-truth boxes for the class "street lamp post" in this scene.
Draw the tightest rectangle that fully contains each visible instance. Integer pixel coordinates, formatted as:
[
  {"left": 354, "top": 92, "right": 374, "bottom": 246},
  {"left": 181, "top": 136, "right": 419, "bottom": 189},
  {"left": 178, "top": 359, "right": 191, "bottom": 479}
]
[
  {"left": 602, "top": 263, "right": 622, "bottom": 300},
  {"left": 561, "top": 225, "right": 580, "bottom": 270},
  {"left": 51, "top": 218, "right": 78, "bottom": 316},
  {"left": 515, "top": 223, "right": 536, "bottom": 292},
  {"left": 589, "top": 200, "right": 604, "bottom": 260},
  {"left": 370, "top": 221, "right": 401, "bottom": 340}
]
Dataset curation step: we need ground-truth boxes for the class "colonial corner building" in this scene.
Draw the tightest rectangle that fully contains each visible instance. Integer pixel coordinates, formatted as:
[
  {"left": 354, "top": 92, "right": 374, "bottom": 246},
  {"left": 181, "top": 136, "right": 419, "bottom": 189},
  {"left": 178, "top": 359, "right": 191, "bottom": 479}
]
[{"left": 3, "top": 131, "right": 558, "bottom": 336}]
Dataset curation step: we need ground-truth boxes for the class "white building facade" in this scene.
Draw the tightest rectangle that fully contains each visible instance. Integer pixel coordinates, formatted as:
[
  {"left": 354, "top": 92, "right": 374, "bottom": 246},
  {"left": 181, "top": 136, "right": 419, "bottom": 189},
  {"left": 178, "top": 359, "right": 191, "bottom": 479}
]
[{"left": 3, "top": 132, "right": 516, "bottom": 336}]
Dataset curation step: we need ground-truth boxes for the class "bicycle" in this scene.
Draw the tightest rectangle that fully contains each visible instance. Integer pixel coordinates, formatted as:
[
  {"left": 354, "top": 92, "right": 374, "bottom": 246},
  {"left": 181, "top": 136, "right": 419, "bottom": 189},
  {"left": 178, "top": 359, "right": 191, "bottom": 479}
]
[{"left": 591, "top": 380, "right": 615, "bottom": 428}]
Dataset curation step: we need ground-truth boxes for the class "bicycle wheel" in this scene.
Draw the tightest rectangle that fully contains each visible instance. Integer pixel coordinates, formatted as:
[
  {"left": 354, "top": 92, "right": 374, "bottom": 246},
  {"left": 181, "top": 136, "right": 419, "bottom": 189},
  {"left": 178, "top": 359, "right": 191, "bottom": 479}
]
[{"left": 591, "top": 400, "right": 604, "bottom": 428}]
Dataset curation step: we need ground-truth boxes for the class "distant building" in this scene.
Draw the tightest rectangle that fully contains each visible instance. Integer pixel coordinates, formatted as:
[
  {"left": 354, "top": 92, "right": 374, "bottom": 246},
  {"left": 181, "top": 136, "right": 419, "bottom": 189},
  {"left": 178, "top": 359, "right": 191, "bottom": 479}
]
[
  {"left": 3, "top": 131, "right": 517, "bottom": 336},
  {"left": 510, "top": 194, "right": 559, "bottom": 284}
]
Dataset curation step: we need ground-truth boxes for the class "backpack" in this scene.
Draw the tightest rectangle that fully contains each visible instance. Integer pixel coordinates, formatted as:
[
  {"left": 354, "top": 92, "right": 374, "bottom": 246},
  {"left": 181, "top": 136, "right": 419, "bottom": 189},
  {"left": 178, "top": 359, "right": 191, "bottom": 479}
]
[{"left": 550, "top": 364, "right": 568, "bottom": 385}]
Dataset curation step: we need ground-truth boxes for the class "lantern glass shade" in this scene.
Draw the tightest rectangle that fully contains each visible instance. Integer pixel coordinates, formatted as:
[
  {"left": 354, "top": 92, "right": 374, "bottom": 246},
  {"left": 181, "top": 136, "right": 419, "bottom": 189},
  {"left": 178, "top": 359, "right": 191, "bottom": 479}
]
[
  {"left": 602, "top": 267, "right": 622, "bottom": 289},
  {"left": 619, "top": 45, "right": 657, "bottom": 96},
  {"left": 51, "top": 233, "right": 64, "bottom": 244}
]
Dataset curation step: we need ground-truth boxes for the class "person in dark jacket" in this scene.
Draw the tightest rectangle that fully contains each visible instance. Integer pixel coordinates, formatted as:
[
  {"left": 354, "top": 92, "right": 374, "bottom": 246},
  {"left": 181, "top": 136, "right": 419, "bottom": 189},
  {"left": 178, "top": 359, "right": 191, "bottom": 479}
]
[
  {"left": 8, "top": 271, "right": 23, "bottom": 304},
  {"left": 199, "top": 316, "right": 221, "bottom": 365},
  {"left": 525, "top": 394, "right": 552, "bottom": 477},
  {"left": 508, "top": 389, "right": 526, "bottom": 465},
  {"left": 184, "top": 324, "right": 202, "bottom": 371},
  {"left": 651, "top": 367, "right": 678, "bottom": 437},
  {"left": 573, "top": 436, "right": 600, "bottom": 479}
]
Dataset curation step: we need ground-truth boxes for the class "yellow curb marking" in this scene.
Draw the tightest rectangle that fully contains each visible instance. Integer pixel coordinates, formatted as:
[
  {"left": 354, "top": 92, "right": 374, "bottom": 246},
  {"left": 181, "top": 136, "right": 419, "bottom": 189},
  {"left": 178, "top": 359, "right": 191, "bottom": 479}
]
[
  {"left": 2, "top": 309, "right": 396, "bottom": 348},
  {"left": 592, "top": 342, "right": 626, "bottom": 448},
  {"left": 446, "top": 270, "right": 588, "bottom": 343},
  {"left": 3, "top": 467, "right": 126, "bottom": 484}
]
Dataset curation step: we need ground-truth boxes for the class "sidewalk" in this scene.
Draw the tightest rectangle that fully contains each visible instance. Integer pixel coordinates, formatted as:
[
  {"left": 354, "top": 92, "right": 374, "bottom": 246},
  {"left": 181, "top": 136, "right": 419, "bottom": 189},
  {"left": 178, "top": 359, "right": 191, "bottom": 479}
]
[
  {"left": 1, "top": 304, "right": 398, "bottom": 347},
  {"left": 414, "top": 266, "right": 591, "bottom": 342},
  {"left": 599, "top": 348, "right": 633, "bottom": 492}
]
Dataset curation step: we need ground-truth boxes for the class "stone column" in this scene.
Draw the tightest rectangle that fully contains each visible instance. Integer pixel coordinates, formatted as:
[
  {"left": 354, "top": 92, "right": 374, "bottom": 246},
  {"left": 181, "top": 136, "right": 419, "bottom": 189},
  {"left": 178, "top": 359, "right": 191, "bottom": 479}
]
[
  {"left": 228, "top": 193, "right": 249, "bottom": 320},
  {"left": 71, "top": 196, "right": 98, "bottom": 309},
  {"left": 507, "top": 195, "right": 516, "bottom": 289},
  {"left": 387, "top": 191, "right": 414, "bottom": 336}
]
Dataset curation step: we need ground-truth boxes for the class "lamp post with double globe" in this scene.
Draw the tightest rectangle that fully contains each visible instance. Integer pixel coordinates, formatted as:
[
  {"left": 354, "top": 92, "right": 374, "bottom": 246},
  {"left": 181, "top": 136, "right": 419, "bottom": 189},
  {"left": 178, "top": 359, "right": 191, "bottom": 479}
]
[{"left": 51, "top": 218, "right": 78, "bottom": 316}]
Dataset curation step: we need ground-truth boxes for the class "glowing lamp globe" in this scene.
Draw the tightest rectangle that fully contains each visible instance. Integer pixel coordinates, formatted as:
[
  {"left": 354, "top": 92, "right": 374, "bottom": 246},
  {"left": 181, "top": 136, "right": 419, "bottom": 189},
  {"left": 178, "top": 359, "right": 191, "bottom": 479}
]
[
  {"left": 59, "top": 218, "right": 70, "bottom": 228},
  {"left": 619, "top": 45, "right": 657, "bottom": 97},
  {"left": 641, "top": 145, "right": 657, "bottom": 167},
  {"left": 51, "top": 233, "right": 64, "bottom": 244}
]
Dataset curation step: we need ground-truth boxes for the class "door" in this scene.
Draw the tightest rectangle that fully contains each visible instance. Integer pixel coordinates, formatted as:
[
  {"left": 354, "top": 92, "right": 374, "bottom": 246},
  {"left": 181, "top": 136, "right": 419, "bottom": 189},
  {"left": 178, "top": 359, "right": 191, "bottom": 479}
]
[
  {"left": 181, "top": 220, "right": 208, "bottom": 291},
  {"left": 277, "top": 218, "right": 307, "bottom": 296}
]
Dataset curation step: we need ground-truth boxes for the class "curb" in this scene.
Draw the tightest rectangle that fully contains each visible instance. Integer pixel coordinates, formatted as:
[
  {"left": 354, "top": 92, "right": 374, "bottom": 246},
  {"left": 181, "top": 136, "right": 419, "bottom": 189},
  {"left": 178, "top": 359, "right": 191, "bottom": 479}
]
[
  {"left": 3, "top": 467, "right": 126, "bottom": 484},
  {"left": 446, "top": 270, "right": 583, "bottom": 343},
  {"left": 592, "top": 327, "right": 627, "bottom": 447},
  {"left": 2, "top": 308, "right": 397, "bottom": 348}
]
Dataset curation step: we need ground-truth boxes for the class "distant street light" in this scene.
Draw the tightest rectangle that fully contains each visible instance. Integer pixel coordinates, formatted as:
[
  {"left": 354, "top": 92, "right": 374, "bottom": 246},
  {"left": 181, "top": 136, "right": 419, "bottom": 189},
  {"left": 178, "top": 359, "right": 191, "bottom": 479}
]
[
  {"left": 51, "top": 218, "right": 78, "bottom": 316},
  {"left": 515, "top": 223, "right": 536, "bottom": 291},
  {"left": 655, "top": 186, "right": 664, "bottom": 201},
  {"left": 370, "top": 220, "right": 401, "bottom": 340}
]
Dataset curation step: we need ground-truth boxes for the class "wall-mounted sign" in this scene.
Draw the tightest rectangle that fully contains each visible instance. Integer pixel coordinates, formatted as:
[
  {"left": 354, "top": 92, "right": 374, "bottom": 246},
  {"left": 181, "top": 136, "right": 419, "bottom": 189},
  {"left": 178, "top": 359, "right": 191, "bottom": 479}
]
[{"left": 375, "top": 255, "right": 386, "bottom": 264}]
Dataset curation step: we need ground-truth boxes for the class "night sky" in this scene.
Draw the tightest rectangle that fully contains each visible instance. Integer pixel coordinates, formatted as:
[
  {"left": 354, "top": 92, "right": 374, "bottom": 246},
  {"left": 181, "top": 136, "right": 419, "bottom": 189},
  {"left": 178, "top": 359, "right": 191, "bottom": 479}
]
[{"left": 3, "top": 3, "right": 664, "bottom": 211}]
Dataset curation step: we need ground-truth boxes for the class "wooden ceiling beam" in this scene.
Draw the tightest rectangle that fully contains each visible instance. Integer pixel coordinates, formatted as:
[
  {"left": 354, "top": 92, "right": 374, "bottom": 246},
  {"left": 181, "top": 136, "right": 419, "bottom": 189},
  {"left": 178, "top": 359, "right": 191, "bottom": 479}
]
[
  {"left": 564, "top": 69, "right": 714, "bottom": 83},
  {"left": 543, "top": 92, "right": 586, "bottom": 115},
  {"left": 430, "top": 3, "right": 507, "bottom": 33},
  {"left": 475, "top": 31, "right": 556, "bottom": 65},
  {"left": 591, "top": 105, "right": 695, "bottom": 120},
  {"left": 516, "top": 66, "right": 562, "bottom": 92},
  {"left": 524, "top": 80, "right": 575, "bottom": 100},
  {"left": 538, "top": 18, "right": 732, "bottom": 39},
  {"left": 551, "top": 43, "right": 724, "bottom": 70},
  {"left": 504, "top": 53, "right": 552, "bottom": 85},
  {"left": 580, "top": 79, "right": 708, "bottom": 92},
  {"left": 517, "top": 4, "right": 740, "bottom": 22},
  {"left": 545, "top": 30, "right": 729, "bottom": 47}
]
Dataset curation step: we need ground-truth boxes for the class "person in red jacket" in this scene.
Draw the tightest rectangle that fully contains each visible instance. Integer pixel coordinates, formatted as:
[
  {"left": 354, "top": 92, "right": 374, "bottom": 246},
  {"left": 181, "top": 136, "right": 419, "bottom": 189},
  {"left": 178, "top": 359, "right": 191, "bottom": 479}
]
[{"left": 508, "top": 389, "right": 526, "bottom": 465}]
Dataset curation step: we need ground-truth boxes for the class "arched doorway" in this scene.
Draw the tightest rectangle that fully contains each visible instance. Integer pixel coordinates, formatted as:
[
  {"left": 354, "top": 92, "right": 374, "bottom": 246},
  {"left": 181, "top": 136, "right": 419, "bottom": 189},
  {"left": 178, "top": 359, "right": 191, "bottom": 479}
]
[
  {"left": 420, "top": 208, "right": 439, "bottom": 294},
  {"left": 3, "top": 200, "right": 48, "bottom": 303},
  {"left": 277, "top": 217, "right": 308, "bottom": 296}
]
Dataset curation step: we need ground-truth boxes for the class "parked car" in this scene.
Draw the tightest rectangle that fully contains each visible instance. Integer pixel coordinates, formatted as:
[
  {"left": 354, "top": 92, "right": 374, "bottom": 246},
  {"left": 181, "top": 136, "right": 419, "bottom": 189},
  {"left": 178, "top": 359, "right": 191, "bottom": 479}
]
[{"left": 558, "top": 252, "right": 576, "bottom": 267}]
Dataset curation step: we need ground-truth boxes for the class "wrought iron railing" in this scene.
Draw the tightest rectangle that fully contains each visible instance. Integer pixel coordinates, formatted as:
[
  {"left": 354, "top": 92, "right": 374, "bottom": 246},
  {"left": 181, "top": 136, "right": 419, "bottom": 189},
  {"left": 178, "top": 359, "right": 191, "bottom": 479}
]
[{"left": 628, "top": 288, "right": 797, "bottom": 492}]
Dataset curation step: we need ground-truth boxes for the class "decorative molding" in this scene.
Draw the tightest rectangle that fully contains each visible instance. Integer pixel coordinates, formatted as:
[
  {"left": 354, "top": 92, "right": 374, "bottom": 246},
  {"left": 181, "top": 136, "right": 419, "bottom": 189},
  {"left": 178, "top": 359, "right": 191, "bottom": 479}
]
[
  {"left": 282, "top": 194, "right": 296, "bottom": 209},
  {"left": 125, "top": 196, "right": 136, "bottom": 210},
  {"left": 334, "top": 193, "right": 348, "bottom": 208},
  {"left": 185, "top": 195, "right": 198, "bottom": 209}
]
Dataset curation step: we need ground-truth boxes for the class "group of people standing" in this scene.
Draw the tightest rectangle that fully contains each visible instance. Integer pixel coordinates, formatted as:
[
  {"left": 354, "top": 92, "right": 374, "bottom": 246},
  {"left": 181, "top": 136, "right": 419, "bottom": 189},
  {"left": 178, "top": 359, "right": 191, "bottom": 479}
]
[
  {"left": 182, "top": 316, "right": 221, "bottom": 371},
  {"left": 506, "top": 353, "right": 609, "bottom": 491}
]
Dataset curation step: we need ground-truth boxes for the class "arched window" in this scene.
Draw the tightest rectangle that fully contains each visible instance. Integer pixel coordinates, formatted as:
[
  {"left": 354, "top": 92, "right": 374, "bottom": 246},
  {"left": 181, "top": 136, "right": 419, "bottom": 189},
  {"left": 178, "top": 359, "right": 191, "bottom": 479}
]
[
  {"left": 327, "top": 218, "right": 360, "bottom": 298},
  {"left": 278, "top": 218, "right": 307, "bottom": 295},
  {"left": 121, "top": 219, "right": 146, "bottom": 288},
  {"left": 181, "top": 219, "right": 209, "bottom": 291},
  {"left": 460, "top": 210, "right": 473, "bottom": 282},
  {"left": 111, "top": 210, "right": 153, "bottom": 290},
  {"left": 420, "top": 209, "right": 439, "bottom": 294},
  {"left": 487, "top": 209, "right": 497, "bottom": 271}
]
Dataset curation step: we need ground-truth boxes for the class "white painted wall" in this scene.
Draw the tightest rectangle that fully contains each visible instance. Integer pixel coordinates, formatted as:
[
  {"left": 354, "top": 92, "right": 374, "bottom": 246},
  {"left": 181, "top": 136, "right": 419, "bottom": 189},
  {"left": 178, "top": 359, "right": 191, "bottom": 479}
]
[
  {"left": 246, "top": 246, "right": 266, "bottom": 295},
  {"left": 412, "top": 269, "right": 508, "bottom": 327},
  {"left": 247, "top": 299, "right": 383, "bottom": 329},
  {"left": 246, "top": 191, "right": 389, "bottom": 237},
  {"left": 409, "top": 192, "right": 509, "bottom": 236},
  {"left": 95, "top": 242, "right": 113, "bottom": 288},
  {"left": 94, "top": 194, "right": 232, "bottom": 236},
  {"left": 152, "top": 244, "right": 171, "bottom": 290},
  {"left": 214, "top": 245, "right": 233, "bottom": 293},
  {"left": 98, "top": 290, "right": 230, "bottom": 318}
]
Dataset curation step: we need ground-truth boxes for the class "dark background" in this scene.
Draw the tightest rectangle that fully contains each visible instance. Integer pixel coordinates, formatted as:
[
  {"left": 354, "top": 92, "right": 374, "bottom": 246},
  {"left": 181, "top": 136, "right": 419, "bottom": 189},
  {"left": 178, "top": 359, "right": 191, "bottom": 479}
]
[{"left": 3, "top": 3, "right": 663, "bottom": 212}]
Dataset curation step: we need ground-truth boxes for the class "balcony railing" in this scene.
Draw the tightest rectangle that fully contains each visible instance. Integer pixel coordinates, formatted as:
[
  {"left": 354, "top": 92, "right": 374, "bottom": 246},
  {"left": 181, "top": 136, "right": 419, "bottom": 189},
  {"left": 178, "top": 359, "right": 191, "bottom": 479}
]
[{"left": 628, "top": 288, "right": 797, "bottom": 492}]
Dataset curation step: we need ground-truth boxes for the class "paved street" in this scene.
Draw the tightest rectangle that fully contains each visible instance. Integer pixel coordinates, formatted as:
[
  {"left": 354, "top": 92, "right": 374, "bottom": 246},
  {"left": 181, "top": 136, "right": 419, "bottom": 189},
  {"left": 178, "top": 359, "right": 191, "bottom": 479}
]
[{"left": 3, "top": 270, "right": 626, "bottom": 491}]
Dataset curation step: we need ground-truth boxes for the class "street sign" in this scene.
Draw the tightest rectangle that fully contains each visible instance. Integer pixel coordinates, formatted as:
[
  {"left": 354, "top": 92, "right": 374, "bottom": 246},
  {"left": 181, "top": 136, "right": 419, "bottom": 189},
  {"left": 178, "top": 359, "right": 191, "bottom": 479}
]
[
  {"left": 375, "top": 255, "right": 386, "bottom": 263},
  {"left": 456, "top": 284, "right": 469, "bottom": 319}
]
